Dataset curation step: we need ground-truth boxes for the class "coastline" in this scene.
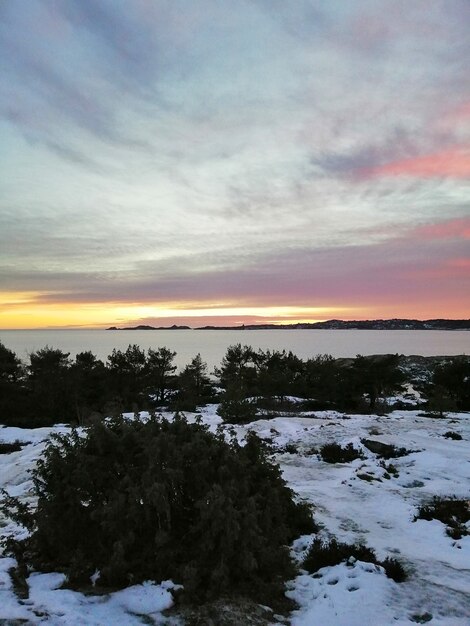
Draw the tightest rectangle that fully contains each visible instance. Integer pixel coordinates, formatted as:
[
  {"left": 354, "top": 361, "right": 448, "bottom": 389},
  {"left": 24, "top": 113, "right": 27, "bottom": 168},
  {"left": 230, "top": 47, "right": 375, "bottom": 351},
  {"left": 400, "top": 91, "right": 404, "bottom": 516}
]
[{"left": 106, "top": 318, "right": 470, "bottom": 331}]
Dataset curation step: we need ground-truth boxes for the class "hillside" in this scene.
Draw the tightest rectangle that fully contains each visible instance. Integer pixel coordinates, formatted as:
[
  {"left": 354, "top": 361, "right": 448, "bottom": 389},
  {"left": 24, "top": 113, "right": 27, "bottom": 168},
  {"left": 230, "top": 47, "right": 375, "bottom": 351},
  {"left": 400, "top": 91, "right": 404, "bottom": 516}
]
[{"left": 197, "top": 319, "right": 470, "bottom": 331}]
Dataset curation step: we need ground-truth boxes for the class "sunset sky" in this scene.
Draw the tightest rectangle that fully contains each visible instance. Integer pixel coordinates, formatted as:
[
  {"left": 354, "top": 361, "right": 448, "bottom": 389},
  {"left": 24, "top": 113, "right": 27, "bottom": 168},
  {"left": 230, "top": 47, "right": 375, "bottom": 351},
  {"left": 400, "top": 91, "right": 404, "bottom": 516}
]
[{"left": 0, "top": 0, "right": 469, "bottom": 329}]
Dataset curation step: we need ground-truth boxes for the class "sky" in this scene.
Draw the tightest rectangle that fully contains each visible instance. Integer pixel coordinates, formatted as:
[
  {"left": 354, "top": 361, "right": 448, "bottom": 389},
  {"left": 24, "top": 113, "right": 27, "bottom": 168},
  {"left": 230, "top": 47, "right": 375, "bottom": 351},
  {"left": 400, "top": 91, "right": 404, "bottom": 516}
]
[{"left": 0, "top": 0, "right": 469, "bottom": 329}]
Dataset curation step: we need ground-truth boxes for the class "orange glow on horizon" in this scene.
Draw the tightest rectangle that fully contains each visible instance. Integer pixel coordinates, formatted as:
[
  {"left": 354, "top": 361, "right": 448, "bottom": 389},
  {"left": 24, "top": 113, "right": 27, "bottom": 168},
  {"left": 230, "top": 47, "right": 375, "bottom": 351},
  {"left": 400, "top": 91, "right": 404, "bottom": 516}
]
[
  {"left": 0, "top": 291, "right": 468, "bottom": 329},
  {"left": 0, "top": 297, "right": 361, "bottom": 329}
]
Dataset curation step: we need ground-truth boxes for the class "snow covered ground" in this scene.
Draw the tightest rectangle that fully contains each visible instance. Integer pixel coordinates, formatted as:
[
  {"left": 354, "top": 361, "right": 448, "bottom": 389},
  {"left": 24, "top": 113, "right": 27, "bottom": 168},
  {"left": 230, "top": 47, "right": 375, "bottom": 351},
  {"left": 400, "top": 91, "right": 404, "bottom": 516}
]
[{"left": 1, "top": 407, "right": 469, "bottom": 625}]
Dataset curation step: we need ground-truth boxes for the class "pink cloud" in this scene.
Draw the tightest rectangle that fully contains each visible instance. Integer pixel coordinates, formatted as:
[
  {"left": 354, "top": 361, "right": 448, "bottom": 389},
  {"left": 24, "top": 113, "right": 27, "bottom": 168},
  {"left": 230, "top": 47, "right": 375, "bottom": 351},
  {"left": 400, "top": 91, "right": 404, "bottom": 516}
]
[
  {"left": 360, "top": 148, "right": 470, "bottom": 179},
  {"left": 404, "top": 256, "right": 470, "bottom": 280},
  {"left": 446, "top": 257, "right": 470, "bottom": 270},
  {"left": 443, "top": 101, "right": 470, "bottom": 123},
  {"left": 411, "top": 217, "right": 470, "bottom": 241}
]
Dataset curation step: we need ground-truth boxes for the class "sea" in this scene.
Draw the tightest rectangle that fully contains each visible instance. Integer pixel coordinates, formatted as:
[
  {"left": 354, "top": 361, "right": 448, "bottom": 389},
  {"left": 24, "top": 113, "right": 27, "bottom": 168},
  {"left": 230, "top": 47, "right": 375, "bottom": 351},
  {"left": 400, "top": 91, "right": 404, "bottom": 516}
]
[{"left": 1, "top": 329, "right": 469, "bottom": 371}]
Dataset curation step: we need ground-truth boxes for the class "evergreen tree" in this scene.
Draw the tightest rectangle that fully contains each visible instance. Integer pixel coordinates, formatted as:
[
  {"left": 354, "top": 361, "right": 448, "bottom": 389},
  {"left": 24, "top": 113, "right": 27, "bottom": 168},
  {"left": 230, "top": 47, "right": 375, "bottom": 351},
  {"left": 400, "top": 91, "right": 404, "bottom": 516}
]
[
  {"left": 0, "top": 342, "right": 24, "bottom": 383},
  {"left": 426, "top": 384, "right": 456, "bottom": 417},
  {"left": 0, "top": 342, "right": 27, "bottom": 423},
  {"left": 301, "top": 354, "right": 339, "bottom": 405},
  {"left": 257, "top": 349, "right": 303, "bottom": 404},
  {"left": 215, "top": 344, "right": 258, "bottom": 397},
  {"left": 28, "top": 346, "right": 72, "bottom": 423},
  {"left": 146, "top": 347, "right": 177, "bottom": 404},
  {"left": 343, "top": 354, "right": 405, "bottom": 412},
  {"left": 175, "top": 353, "right": 214, "bottom": 410},
  {"left": 107, "top": 344, "right": 147, "bottom": 409},
  {"left": 217, "top": 385, "right": 258, "bottom": 423},
  {"left": 431, "top": 357, "right": 470, "bottom": 410},
  {"left": 69, "top": 351, "right": 107, "bottom": 424},
  {"left": 1, "top": 415, "right": 315, "bottom": 603}
]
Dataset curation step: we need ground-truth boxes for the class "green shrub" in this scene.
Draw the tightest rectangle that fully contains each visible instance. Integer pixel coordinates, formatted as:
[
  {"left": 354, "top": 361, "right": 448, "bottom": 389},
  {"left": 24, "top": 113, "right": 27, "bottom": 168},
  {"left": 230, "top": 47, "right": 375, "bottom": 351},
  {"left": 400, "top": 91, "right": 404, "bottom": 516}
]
[
  {"left": 0, "top": 441, "right": 25, "bottom": 454},
  {"left": 0, "top": 414, "right": 315, "bottom": 603},
  {"left": 281, "top": 443, "right": 298, "bottom": 454},
  {"left": 379, "top": 461, "right": 399, "bottom": 478},
  {"left": 303, "top": 537, "right": 375, "bottom": 571},
  {"left": 360, "top": 439, "right": 413, "bottom": 459},
  {"left": 411, "top": 612, "right": 433, "bottom": 624},
  {"left": 319, "top": 442, "right": 365, "bottom": 463},
  {"left": 303, "top": 537, "right": 407, "bottom": 582},
  {"left": 414, "top": 496, "right": 469, "bottom": 539},
  {"left": 443, "top": 431, "right": 462, "bottom": 440},
  {"left": 217, "top": 391, "right": 257, "bottom": 424},
  {"left": 381, "top": 557, "right": 407, "bottom": 582}
]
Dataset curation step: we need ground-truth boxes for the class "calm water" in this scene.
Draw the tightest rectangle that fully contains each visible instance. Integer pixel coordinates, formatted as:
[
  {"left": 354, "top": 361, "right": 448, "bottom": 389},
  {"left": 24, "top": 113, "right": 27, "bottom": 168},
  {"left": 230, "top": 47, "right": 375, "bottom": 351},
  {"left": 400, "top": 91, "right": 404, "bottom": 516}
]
[{"left": 0, "top": 329, "right": 469, "bottom": 371}]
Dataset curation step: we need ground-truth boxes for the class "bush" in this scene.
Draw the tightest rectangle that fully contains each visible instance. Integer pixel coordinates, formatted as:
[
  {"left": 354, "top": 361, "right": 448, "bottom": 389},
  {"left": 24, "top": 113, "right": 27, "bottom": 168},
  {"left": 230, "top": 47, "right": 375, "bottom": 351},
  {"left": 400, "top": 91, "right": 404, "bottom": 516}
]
[
  {"left": 0, "top": 414, "right": 315, "bottom": 603},
  {"left": 319, "top": 442, "right": 365, "bottom": 463},
  {"left": 303, "top": 537, "right": 375, "bottom": 571},
  {"left": 443, "top": 431, "right": 462, "bottom": 440},
  {"left": 360, "top": 439, "right": 413, "bottom": 459},
  {"left": 431, "top": 357, "right": 470, "bottom": 411},
  {"left": 379, "top": 461, "right": 399, "bottom": 478},
  {"left": 303, "top": 537, "right": 407, "bottom": 582},
  {"left": 217, "top": 389, "right": 258, "bottom": 424},
  {"left": 381, "top": 557, "right": 407, "bottom": 583},
  {"left": 414, "top": 496, "right": 469, "bottom": 539},
  {"left": 0, "top": 441, "right": 25, "bottom": 454}
]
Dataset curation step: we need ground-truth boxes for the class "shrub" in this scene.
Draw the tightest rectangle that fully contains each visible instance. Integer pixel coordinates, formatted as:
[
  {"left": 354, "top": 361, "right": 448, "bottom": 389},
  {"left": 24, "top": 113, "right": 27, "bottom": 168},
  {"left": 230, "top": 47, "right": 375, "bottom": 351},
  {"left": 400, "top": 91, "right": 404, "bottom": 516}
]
[
  {"left": 303, "top": 537, "right": 375, "bottom": 571},
  {"left": 360, "top": 439, "right": 413, "bottom": 459},
  {"left": 443, "top": 431, "right": 462, "bottom": 440},
  {"left": 319, "top": 442, "right": 365, "bottom": 463},
  {"left": 414, "top": 496, "right": 469, "bottom": 539},
  {"left": 217, "top": 389, "right": 257, "bottom": 424},
  {"left": 0, "top": 441, "right": 25, "bottom": 454},
  {"left": 0, "top": 414, "right": 315, "bottom": 603},
  {"left": 303, "top": 537, "right": 407, "bottom": 582},
  {"left": 431, "top": 356, "right": 470, "bottom": 411},
  {"left": 411, "top": 613, "right": 433, "bottom": 624},
  {"left": 356, "top": 472, "right": 379, "bottom": 482},
  {"left": 381, "top": 557, "right": 407, "bottom": 582},
  {"left": 281, "top": 443, "right": 298, "bottom": 454},
  {"left": 379, "top": 461, "right": 399, "bottom": 478},
  {"left": 172, "top": 354, "right": 215, "bottom": 412}
]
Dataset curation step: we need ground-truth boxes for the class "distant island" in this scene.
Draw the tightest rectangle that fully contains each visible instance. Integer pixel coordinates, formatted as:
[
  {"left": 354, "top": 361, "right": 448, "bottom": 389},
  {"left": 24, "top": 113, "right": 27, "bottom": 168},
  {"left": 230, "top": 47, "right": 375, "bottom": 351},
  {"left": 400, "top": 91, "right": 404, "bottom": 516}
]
[
  {"left": 106, "top": 324, "right": 191, "bottom": 331},
  {"left": 107, "top": 319, "right": 470, "bottom": 331}
]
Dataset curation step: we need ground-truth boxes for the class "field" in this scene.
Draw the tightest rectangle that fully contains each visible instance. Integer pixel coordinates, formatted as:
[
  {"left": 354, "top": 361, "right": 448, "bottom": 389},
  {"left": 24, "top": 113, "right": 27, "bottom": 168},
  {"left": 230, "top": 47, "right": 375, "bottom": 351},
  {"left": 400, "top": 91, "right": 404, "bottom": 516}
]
[{"left": 1, "top": 405, "right": 469, "bottom": 625}]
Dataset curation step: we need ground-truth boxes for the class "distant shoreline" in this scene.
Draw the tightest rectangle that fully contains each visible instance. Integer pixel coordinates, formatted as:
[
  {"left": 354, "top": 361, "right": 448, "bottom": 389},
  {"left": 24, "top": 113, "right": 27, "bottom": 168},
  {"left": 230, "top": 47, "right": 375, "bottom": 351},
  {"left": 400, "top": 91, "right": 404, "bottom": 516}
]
[{"left": 106, "top": 319, "right": 470, "bottom": 331}]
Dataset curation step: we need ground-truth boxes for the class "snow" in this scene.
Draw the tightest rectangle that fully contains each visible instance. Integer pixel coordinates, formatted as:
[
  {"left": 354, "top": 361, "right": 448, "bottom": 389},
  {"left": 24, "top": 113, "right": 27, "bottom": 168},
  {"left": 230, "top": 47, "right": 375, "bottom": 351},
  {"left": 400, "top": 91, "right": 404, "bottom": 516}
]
[
  {"left": 25, "top": 574, "right": 174, "bottom": 625},
  {"left": 287, "top": 561, "right": 405, "bottom": 626},
  {"left": 1, "top": 407, "right": 469, "bottom": 624}
]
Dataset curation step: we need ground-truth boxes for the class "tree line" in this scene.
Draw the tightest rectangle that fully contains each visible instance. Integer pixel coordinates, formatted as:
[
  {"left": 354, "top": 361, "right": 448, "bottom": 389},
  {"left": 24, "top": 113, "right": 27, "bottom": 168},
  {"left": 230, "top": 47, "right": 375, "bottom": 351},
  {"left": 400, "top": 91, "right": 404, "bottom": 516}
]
[{"left": 0, "top": 342, "right": 468, "bottom": 426}]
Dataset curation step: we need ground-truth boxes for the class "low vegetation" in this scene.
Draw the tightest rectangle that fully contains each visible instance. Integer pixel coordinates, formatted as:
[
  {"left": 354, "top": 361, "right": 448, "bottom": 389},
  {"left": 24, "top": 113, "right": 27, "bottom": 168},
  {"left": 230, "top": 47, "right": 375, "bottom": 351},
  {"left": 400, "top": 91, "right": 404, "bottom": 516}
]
[
  {"left": 0, "top": 441, "right": 24, "bottom": 454},
  {"left": 1, "top": 340, "right": 469, "bottom": 428},
  {"left": 443, "top": 431, "right": 462, "bottom": 440},
  {"left": 0, "top": 414, "right": 315, "bottom": 604},
  {"left": 414, "top": 497, "right": 469, "bottom": 539},
  {"left": 216, "top": 391, "right": 257, "bottom": 424},
  {"left": 303, "top": 537, "right": 407, "bottom": 582},
  {"left": 319, "top": 442, "right": 365, "bottom": 463},
  {"left": 281, "top": 443, "right": 300, "bottom": 455},
  {"left": 379, "top": 460, "right": 399, "bottom": 478},
  {"left": 360, "top": 439, "right": 414, "bottom": 459},
  {"left": 411, "top": 612, "right": 433, "bottom": 624},
  {"left": 1, "top": 342, "right": 468, "bottom": 621}
]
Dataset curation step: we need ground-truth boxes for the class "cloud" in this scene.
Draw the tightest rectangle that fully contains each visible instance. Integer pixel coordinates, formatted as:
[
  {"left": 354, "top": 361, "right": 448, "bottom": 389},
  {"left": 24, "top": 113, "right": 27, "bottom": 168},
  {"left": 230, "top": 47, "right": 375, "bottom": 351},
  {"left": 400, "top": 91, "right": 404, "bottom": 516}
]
[
  {"left": 2, "top": 229, "right": 467, "bottom": 311},
  {"left": 1, "top": 1, "right": 469, "bottom": 326},
  {"left": 410, "top": 217, "right": 470, "bottom": 240},
  {"left": 360, "top": 148, "right": 470, "bottom": 180}
]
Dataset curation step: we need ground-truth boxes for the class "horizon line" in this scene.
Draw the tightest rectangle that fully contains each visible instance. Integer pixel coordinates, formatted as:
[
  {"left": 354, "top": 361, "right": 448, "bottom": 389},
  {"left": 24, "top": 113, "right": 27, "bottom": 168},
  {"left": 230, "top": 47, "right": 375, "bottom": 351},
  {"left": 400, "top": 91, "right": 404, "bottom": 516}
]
[{"left": 2, "top": 317, "right": 469, "bottom": 332}]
